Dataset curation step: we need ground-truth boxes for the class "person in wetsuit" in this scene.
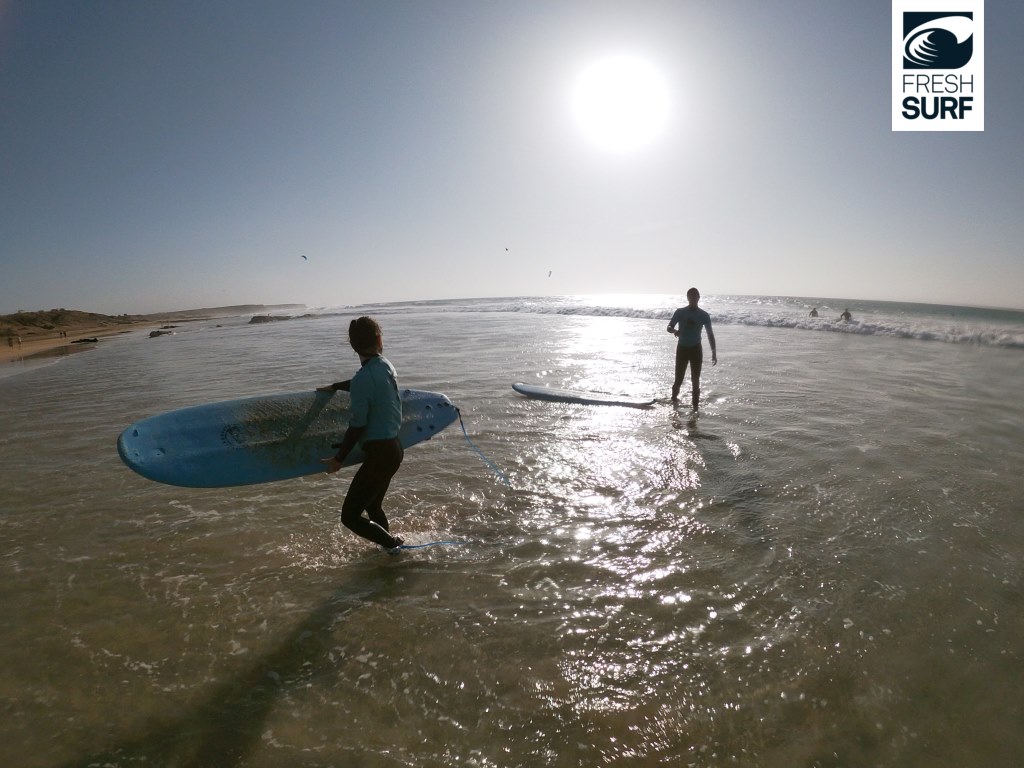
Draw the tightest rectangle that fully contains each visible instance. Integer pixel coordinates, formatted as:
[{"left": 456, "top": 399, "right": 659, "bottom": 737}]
[
  {"left": 319, "top": 316, "right": 405, "bottom": 552},
  {"left": 667, "top": 288, "right": 717, "bottom": 408}
]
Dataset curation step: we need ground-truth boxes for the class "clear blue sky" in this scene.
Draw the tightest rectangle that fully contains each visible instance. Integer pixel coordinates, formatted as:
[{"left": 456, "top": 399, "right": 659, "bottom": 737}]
[{"left": 2, "top": 0, "right": 1022, "bottom": 314}]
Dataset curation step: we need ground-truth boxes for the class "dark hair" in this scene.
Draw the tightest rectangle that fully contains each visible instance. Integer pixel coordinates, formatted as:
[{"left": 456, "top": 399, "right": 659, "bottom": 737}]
[
  {"left": 686, "top": 287, "right": 700, "bottom": 299},
  {"left": 348, "top": 316, "right": 382, "bottom": 355}
]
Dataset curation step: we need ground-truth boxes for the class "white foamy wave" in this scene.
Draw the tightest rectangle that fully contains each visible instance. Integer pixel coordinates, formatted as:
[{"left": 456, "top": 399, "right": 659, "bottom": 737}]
[
  {"left": 296, "top": 295, "right": 1024, "bottom": 350},
  {"left": 444, "top": 298, "right": 1024, "bottom": 350}
]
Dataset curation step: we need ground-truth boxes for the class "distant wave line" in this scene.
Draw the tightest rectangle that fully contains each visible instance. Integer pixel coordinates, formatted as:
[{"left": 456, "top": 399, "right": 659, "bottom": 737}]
[{"left": 305, "top": 299, "right": 1024, "bottom": 350}]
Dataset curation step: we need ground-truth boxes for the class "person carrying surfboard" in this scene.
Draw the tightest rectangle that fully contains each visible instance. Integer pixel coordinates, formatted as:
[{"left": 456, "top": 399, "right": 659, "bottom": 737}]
[
  {"left": 667, "top": 288, "right": 717, "bottom": 409},
  {"left": 319, "top": 317, "right": 406, "bottom": 552}
]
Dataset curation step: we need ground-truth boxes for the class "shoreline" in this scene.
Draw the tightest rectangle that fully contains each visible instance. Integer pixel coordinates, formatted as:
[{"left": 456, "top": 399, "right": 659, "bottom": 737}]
[
  {"left": 1, "top": 304, "right": 303, "bottom": 366},
  {"left": 0, "top": 322, "right": 166, "bottom": 364}
]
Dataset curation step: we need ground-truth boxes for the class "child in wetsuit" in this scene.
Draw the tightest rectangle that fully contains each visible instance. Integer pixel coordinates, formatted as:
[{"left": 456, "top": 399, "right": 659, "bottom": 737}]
[{"left": 320, "top": 316, "right": 405, "bottom": 551}]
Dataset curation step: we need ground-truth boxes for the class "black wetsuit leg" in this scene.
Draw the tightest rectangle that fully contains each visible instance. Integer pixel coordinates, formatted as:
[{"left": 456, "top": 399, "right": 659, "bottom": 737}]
[
  {"left": 341, "top": 438, "right": 404, "bottom": 548},
  {"left": 689, "top": 344, "right": 704, "bottom": 408},
  {"left": 673, "top": 343, "right": 703, "bottom": 404},
  {"left": 672, "top": 344, "right": 689, "bottom": 400}
]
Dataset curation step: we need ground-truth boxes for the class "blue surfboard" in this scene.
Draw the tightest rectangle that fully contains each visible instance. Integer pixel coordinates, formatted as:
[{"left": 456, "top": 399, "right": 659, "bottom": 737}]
[{"left": 117, "top": 388, "right": 457, "bottom": 488}]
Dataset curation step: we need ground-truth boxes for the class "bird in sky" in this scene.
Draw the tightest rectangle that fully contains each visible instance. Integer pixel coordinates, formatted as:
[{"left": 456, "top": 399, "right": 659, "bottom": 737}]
[{"left": 300, "top": 255, "right": 307, "bottom": 261}]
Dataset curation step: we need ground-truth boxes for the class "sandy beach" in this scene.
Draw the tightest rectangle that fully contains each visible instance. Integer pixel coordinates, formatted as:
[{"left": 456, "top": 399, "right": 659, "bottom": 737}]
[
  {"left": 0, "top": 322, "right": 158, "bottom": 364},
  {"left": 0, "top": 304, "right": 304, "bottom": 365}
]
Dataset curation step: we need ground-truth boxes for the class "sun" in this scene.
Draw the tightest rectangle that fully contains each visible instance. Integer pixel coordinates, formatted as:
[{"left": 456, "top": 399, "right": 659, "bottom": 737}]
[{"left": 571, "top": 55, "right": 671, "bottom": 154}]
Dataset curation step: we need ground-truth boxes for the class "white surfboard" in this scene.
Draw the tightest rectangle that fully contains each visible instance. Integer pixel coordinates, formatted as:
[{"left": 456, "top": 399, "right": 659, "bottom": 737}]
[{"left": 512, "top": 382, "right": 655, "bottom": 408}]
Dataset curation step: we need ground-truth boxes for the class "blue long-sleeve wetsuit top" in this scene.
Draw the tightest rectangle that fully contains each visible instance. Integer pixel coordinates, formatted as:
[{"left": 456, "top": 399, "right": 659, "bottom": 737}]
[
  {"left": 668, "top": 306, "right": 714, "bottom": 347},
  {"left": 348, "top": 355, "right": 403, "bottom": 440}
]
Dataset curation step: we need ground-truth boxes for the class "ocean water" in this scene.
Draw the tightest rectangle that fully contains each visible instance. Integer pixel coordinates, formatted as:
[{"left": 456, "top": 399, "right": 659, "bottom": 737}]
[{"left": 1, "top": 294, "right": 1022, "bottom": 768}]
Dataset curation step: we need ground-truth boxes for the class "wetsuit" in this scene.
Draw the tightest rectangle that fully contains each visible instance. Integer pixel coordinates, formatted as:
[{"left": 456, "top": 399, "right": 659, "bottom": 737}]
[
  {"left": 667, "top": 306, "right": 715, "bottom": 408},
  {"left": 330, "top": 355, "right": 404, "bottom": 548}
]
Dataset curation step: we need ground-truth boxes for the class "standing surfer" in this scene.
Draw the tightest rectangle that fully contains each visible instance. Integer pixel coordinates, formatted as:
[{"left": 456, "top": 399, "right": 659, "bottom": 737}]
[
  {"left": 667, "top": 288, "right": 717, "bottom": 409},
  {"left": 319, "top": 316, "right": 406, "bottom": 552}
]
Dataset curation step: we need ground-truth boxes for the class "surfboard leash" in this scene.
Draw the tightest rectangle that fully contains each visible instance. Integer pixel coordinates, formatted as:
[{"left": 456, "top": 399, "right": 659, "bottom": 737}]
[{"left": 455, "top": 407, "right": 512, "bottom": 488}]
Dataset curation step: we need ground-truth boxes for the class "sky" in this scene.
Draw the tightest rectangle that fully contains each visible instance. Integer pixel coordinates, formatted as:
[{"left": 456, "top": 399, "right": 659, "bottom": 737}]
[{"left": 2, "top": 0, "right": 1022, "bottom": 315}]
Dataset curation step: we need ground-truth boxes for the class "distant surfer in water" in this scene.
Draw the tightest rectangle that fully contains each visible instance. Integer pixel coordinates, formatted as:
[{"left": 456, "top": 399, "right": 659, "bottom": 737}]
[
  {"left": 667, "top": 288, "right": 717, "bottom": 409},
  {"left": 319, "top": 317, "right": 406, "bottom": 552},
  {"left": 809, "top": 307, "right": 818, "bottom": 318},
  {"left": 840, "top": 308, "right": 852, "bottom": 322}
]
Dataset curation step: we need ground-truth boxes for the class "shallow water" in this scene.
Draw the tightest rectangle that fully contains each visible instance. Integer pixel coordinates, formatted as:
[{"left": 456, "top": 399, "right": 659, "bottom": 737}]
[{"left": 1, "top": 300, "right": 1022, "bottom": 767}]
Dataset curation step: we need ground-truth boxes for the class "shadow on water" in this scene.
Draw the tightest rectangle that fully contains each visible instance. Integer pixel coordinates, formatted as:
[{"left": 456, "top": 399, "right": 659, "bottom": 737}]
[
  {"left": 56, "top": 566, "right": 406, "bottom": 768},
  {"left": 666, "top": 405, "right": 773, "bottom": 551},
  {"left": 668, "top": 404, "right": 721, "bottom": 441}
]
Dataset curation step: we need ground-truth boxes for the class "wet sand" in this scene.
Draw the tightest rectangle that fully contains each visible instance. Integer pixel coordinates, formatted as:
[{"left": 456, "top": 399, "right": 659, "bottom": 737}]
[
  {"left": 1, "top": 305, "right": 301, "bottom": 366},
  {"left": 0, "top": 324, "right": 158, "bottom": 364}
]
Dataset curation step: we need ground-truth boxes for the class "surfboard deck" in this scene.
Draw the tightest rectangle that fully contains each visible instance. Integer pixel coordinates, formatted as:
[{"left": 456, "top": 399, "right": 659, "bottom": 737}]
[
  {"left": 511, "top": 382, "right": 655, "bottom": 408},
  {"left": 117, "top": 388, "right": 457, "bottom": 488}
]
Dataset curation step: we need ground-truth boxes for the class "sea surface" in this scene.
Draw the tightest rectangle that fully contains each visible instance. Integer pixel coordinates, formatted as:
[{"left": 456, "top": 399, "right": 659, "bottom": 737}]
[{"left": 1, "top": 294, "right": 1022, "bottom": 767}]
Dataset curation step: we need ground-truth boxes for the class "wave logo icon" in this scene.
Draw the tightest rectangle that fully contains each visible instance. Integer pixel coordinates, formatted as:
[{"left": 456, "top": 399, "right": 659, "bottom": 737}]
[{"left": 903, "top": 12, "right": 974, "bottom": 69}]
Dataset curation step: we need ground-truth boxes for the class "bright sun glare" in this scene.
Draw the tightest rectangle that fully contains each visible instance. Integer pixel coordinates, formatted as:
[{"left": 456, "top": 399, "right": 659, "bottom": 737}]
[{"left": 571, "top": 55, "right": 671, "bottom": 154}]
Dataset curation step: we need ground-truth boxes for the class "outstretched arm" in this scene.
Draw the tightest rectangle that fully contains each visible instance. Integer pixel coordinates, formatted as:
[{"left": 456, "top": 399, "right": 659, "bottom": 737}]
[{"left": 316, "top": 379, "right": 351, "bottom": 393}]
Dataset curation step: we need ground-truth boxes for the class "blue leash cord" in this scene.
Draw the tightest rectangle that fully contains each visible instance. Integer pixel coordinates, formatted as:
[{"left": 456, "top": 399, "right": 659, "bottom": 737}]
[{"left": 455, "top": 407, "right": 511, "bottom": 487}]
